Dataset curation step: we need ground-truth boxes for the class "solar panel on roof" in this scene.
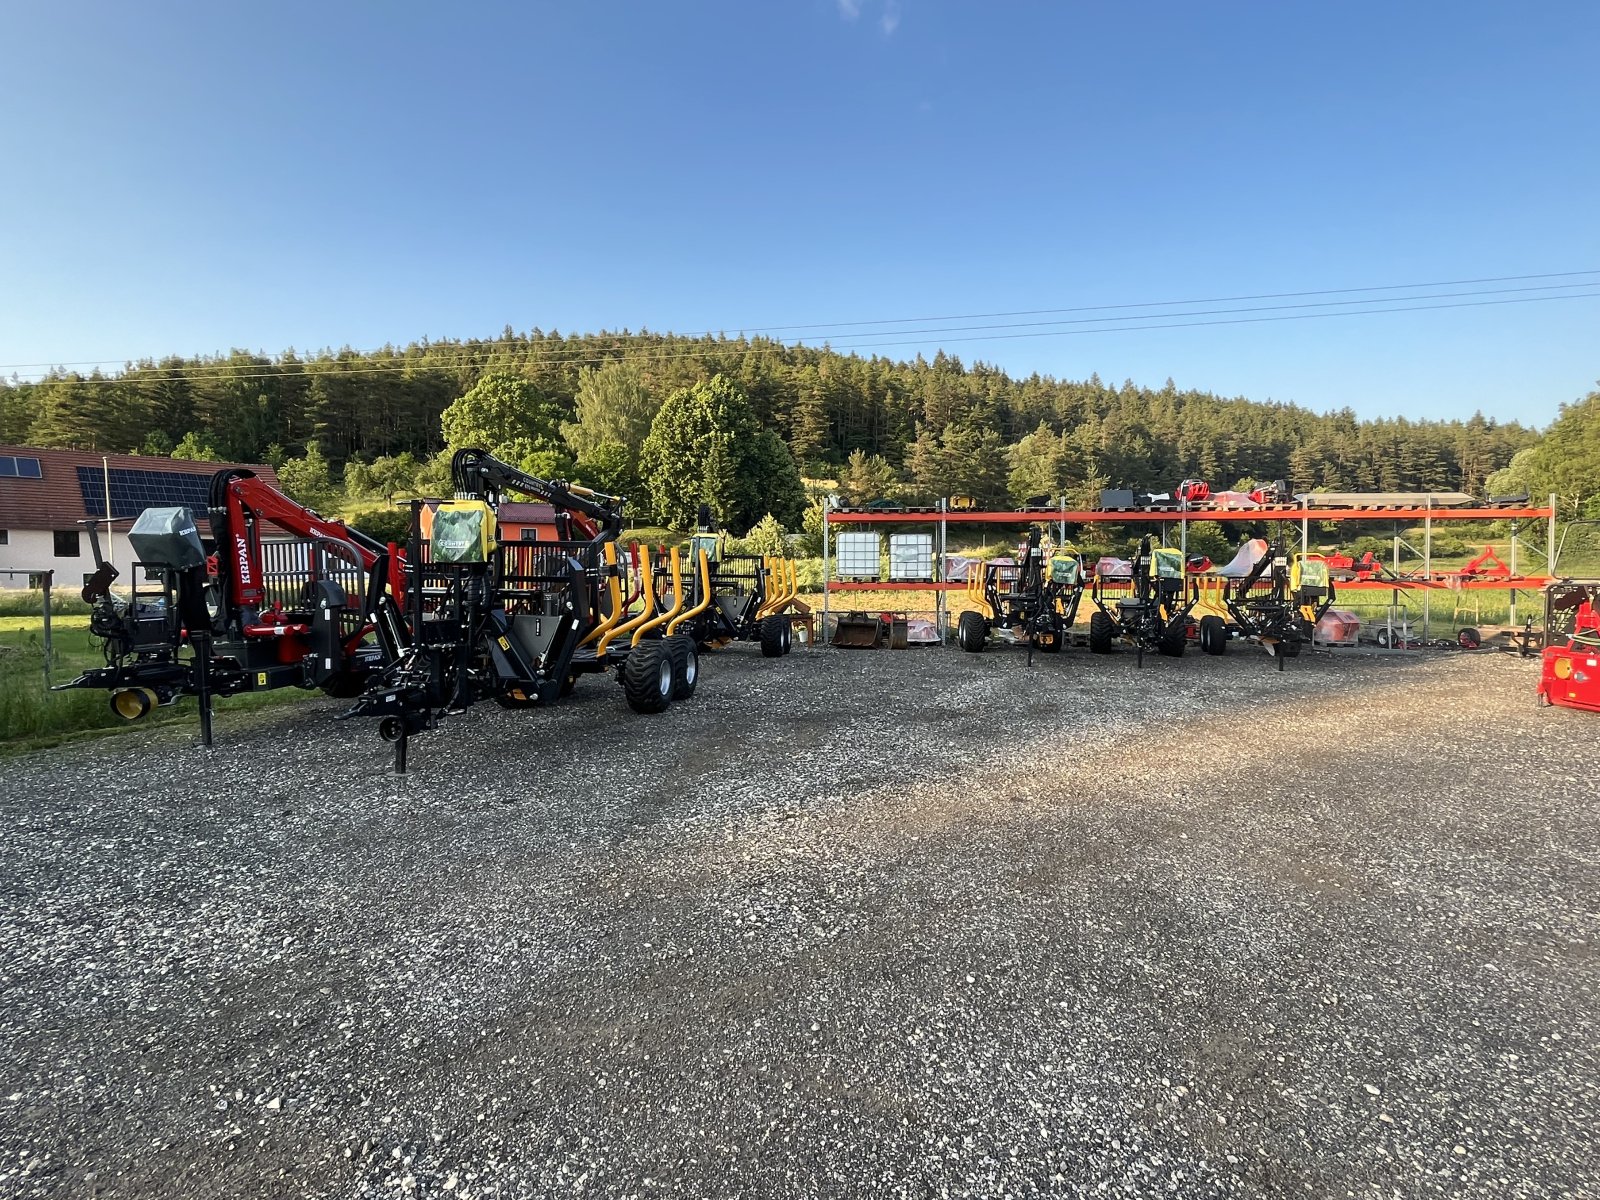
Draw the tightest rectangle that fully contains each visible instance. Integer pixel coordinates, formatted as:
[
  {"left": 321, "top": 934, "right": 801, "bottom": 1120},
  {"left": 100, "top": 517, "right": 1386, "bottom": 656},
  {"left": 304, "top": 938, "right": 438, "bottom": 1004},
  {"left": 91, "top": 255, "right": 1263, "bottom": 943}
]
[
  {"left": 17, "top": 457, "right": 41, "bottom": 478},
  {"left": 76, "top": 466, "right": 214, "bottom": 520}
]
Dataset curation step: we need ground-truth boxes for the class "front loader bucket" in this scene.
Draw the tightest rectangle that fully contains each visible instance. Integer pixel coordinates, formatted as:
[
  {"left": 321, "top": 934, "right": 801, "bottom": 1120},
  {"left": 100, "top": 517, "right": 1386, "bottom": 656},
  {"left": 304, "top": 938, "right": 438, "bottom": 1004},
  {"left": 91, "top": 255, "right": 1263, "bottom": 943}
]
[{"left": 831, "top": 612, "right": 884, "bottom": 649}]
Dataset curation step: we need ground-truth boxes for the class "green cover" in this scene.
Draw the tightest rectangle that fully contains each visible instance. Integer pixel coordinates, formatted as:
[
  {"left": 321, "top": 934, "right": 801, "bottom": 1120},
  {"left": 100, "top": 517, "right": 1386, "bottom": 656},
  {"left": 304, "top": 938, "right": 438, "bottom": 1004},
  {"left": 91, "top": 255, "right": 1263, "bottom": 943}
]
[
  {"left": 1049, "top": 555, "right": 1081, "bottom": 586},
  {"left": 432, "top": 507, "right": 490, "bottom": 563},
  {"left": 1153, "top": 547, "right": 1184, "bottom": 580}
]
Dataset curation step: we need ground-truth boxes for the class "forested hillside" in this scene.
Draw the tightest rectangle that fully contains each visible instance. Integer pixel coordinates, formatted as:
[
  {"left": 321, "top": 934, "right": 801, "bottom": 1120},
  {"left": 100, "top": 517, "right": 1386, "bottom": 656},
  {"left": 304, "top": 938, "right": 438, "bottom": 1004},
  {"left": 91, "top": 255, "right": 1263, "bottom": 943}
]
[{"left": 1, "top": 329, "right": 1584, "bottom": 528}]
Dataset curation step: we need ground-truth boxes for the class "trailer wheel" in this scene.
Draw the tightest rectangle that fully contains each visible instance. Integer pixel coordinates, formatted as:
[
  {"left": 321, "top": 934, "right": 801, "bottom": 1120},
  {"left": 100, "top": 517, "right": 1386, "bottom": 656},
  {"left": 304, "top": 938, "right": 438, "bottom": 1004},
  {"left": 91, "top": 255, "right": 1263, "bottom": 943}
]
[
  {"left": 779, "top": 619, "right": 793, "bottom": 655},
  {"left": 1279, "top": 636, "right": 1302, "bottom": 658},
  {"left": 319, "top": 670, "right": 370, "bottom": 698},
  {"left": 1088, "top": 610, "right": 1115, "bottom": 654},
  {"left": 624, "top": 643, "right": 674, "bottom": 713},
  {"left": 1199, "top": 615, "right": 1227, "bottom": 656},
  {"left": 957, "top": 611, "right": 988, "bottom": 653},
  {"left": 759, "top": 616, "right": 786, "bottom": 658},
  {"left": 667, "top": 635, "right": 699, "bottom": 700},
  {"left": 1157, "top": 623, "right": 1187, "bottom": 657}
]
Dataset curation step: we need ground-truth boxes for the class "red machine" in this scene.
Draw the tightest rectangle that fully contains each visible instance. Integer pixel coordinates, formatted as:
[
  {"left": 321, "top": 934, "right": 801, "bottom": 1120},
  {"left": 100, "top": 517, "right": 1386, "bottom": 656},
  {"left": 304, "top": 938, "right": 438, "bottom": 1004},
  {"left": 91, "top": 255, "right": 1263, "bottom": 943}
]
[
  {"left": 59, "top": 468, "right": 412, "bottom": 739},
  {"left": 1538, "top": 582, "right": 1600, "bottom": 714},
  {"left": 1459, "top": 546, "right": 1511, "bottom": 579},
  {"left": 1247, "top": 478, "right": 1289, "bottom": 505}
]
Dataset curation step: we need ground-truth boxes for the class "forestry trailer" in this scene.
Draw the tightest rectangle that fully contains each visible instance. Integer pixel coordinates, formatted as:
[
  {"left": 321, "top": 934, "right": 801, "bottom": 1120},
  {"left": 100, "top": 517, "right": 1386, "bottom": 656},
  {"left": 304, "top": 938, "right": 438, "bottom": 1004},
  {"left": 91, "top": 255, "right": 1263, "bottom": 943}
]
[{"left": 55, "top": 468, "right": 408, "bottom": 744}]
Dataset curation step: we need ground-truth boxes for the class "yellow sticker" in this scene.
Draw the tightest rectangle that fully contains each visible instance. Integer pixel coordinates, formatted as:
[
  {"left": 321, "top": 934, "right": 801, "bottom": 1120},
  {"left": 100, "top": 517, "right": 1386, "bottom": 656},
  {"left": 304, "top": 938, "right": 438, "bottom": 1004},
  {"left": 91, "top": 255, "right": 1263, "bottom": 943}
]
[
  {"left": 257, "top": 672, "right": 268, "bottom": 686},
  {"left": 498, "top": 637, "right": 511, "bottom": 651}
]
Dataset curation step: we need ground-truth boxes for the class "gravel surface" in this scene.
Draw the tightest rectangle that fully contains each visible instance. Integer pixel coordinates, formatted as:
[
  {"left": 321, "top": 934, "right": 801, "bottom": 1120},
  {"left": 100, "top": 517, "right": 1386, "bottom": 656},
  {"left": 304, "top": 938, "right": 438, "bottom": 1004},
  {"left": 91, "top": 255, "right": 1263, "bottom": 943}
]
[{"left": 0, "top": 642, "right": 1595, "bottom": 1199}]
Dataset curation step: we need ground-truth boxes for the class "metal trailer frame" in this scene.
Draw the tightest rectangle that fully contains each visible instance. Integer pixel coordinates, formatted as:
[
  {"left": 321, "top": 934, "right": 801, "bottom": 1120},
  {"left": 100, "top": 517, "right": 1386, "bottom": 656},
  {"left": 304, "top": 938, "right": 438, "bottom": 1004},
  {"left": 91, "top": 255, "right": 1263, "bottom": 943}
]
[
  {"left": 1087, "top": 536, "right": 1198, "bottom": 666},
  {"left": 955, "top": 526, "right": 1087, "bottom": 664}
]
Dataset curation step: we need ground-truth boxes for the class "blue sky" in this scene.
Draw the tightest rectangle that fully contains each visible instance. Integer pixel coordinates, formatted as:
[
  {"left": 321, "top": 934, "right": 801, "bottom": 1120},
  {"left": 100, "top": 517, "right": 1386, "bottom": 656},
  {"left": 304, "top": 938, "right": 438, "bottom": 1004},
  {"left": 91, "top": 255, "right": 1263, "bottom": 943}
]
[{"left": 1, "top": 1, "right": 1595, "bottom": 426}]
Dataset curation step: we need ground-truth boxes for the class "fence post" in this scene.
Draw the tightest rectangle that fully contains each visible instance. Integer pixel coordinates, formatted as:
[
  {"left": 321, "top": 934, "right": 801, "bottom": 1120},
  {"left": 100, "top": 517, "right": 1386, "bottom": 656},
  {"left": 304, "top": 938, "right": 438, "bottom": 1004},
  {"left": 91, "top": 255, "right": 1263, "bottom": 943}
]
[{"left": 41, "top": 569, "right": 55, "bottom": 684}]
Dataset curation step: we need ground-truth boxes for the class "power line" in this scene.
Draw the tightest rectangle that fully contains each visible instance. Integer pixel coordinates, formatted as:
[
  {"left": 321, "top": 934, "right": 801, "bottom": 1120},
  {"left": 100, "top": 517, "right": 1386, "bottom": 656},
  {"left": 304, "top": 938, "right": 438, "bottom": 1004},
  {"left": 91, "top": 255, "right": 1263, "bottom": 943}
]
[
  {"left": 7, "top": 285, "right": 1599, "bottom": 387},
  {"left": 817, "top": 290, "right": 1600, "bottom": 351},
  {"left": 4, "top": 266, "right": 1597, "bottom": 376},
  {"left": 797, "top": 281, "right": 1600, "bottom": 346},
  {"left": 719, "top": 268, "right": 1600, "bottom": 334}
]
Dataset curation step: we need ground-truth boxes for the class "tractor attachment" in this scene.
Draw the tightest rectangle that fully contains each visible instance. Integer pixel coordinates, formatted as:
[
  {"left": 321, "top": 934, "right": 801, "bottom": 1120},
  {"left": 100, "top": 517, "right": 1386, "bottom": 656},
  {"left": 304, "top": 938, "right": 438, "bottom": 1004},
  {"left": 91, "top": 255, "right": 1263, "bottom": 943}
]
[
  {"left": 54, "top": 469, "right": 407, "bottom": 743},
  {"left": 1537, "top": 580, "right": 1600, "bottom": 713},
  {"left": 671, "top": 509, "right": 800, "bottom": 658},
  {"left": 1087, "top": 536, "right": 1196, "bottom": 666},
  {"left": 340, "top": 448, "right": 704, "bottom": 771},
  {"left": 957, "top": 527, "right": 1086, "bottom": 663},
  {"left": 1194, "top": 541, "right": 1335, "bottom": 670}
]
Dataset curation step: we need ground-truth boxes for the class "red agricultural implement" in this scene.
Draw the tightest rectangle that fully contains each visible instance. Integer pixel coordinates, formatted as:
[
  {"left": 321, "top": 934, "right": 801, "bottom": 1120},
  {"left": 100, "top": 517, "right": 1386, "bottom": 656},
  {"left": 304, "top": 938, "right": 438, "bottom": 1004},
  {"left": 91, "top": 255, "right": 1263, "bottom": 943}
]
[
  {"left": 56, "top": 469, "right": 408, "bottom": 744},
  {"left": 1537, "top": 581, "right": 1600, "bottom": 714}
]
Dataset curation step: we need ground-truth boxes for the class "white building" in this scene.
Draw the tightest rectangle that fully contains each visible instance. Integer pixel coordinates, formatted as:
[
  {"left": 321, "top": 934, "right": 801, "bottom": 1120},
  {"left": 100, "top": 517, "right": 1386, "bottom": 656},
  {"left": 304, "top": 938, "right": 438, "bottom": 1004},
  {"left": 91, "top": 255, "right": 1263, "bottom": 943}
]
[{"left": 0, "top": 445, "right": 282, "bottom": 590}]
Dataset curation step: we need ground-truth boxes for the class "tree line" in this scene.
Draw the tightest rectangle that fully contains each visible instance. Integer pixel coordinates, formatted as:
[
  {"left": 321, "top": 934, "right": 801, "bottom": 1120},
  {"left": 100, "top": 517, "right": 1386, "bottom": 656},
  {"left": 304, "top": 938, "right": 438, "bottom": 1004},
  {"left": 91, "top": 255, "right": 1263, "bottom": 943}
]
[{"left": 3, "top": 328, "right": 1589, "bottom": 532}]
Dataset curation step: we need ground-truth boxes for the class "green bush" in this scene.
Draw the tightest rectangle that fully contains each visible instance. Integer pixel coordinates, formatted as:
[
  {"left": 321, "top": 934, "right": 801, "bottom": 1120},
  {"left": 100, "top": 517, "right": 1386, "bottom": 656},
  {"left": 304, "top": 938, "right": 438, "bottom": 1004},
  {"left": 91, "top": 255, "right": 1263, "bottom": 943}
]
[{"left": 347, "top": 506, "right": 413, "bottom": 547}]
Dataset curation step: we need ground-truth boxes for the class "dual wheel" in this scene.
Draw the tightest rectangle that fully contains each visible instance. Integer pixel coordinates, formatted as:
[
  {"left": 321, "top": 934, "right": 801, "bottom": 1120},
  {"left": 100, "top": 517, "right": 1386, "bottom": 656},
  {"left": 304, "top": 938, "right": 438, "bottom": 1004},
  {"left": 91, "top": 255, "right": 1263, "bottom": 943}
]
[
  {"left": 624, "top": 635, "right": 699, "bottom": 714},
  {"left": 1088, "top": 610, "right": 1188, "bottom": 657},
  {"left": 759, "top": 615, "right": 793, "bottom": 658},
  {"left": 1199, "top": 615, "right": 1228, "bottom": 656}
]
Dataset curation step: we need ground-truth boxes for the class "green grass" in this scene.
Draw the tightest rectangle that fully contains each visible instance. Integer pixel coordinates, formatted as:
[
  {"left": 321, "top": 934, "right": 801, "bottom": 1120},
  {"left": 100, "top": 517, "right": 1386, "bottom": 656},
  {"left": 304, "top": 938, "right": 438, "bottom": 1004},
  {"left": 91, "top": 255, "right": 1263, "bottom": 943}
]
[
  {"left": 0, "top": 615, "right": 311, "bottom": 754},
  {"left": 0, "top": 589, "right": 94, "bottom": 618}
]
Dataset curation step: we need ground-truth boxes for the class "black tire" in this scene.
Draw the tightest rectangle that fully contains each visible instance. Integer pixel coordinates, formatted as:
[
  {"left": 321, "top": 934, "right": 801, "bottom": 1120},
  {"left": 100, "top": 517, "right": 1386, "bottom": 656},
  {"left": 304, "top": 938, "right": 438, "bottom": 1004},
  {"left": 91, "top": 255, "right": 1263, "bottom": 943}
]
[
  {"left": 1458, "top": 626, "right": 1482, "bottom": 650},
  {"left": 957, "top": 610, "right": 988, "bottom": 653},
  {"left": 759, "top": 615, "right": 786, "bottom": 658},
  {"left": 779, "top": 619, "right": 793, "bottom": 656},
  {"left": 1157, "top": 622, "right": 1187, "bottom": 657},
  {"left": 667, "top": 635, "right": 699, "bottom": 700},
  {"left": 319, "top": 670, "right": 370, "bottom": 699},
  {"left": 1199, "top": 615, "right": 1227, "bottom": 656},
  {"left": 624, "top": 642, "right": 674, "bottom": 713},
  {"left": 1088, "top": 610, "right": 1115, "bottom": 654},
  {"left": 1279, "top": 636, "right": 1303, "bottom": 658}
]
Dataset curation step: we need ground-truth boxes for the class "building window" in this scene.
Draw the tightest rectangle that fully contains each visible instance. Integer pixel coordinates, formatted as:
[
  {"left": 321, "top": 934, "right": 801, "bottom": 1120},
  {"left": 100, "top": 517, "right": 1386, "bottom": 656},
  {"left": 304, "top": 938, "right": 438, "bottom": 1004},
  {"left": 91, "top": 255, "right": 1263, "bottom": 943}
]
[
  {"left": 54, "top": 530, "right": 81, "bottom": 558},
  {"left": 0, "top": 529, "right": 8, "bottom": 545},
  {"left": 520, "top": 527, "right": 539, "bottom": 542}
]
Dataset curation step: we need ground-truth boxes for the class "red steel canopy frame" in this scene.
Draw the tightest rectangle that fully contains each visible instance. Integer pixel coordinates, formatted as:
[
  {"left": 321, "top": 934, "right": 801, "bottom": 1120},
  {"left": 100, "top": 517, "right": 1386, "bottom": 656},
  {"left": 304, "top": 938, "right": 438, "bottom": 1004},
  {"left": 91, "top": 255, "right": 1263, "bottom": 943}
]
[{"left": 819, "top": 497, "right": 1559, "bottom": 641}]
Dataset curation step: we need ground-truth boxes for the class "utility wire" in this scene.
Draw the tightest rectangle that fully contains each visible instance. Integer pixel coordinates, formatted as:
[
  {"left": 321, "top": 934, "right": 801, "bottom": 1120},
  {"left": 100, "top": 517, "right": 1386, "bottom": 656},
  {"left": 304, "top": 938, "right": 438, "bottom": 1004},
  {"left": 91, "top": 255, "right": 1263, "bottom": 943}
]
[
  {"left": 812, "top": 291, "right": 1600, "bottom": 352},
  {"left": 794, "top": 281, "right": 1600, "bottom": 346},
  {"left": 8, "top": 285, "right": 1600, "bottom": 387},
  {"left": 720, "top": 268, "right": 1600, "bottom": 334},
  {"left": 4, "top": 267, "right": 1597, "bottom": 376}
]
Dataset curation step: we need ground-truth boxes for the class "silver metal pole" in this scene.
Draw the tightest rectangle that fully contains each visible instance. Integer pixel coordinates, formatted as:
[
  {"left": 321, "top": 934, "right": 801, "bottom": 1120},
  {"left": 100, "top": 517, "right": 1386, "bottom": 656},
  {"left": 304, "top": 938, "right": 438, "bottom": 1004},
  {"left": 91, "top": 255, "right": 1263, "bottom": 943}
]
[
  {"left": 821, "top": 501, "right": 831, "bottom": 644},
  {"left": 1423, "top": 498, "right": 1432, "bottom": 640},
  {"left": 937, "top": 497, "right": 948, "bottom": 645},
  {"left": 103, "top": 457, "right": 114, "bottom": 575},
  {"left": 1509, "top": 520, "right": 1518, "bottom": 626},
  {"left": 1548, "top": 493, "right": 1558, "bottom": 577}
]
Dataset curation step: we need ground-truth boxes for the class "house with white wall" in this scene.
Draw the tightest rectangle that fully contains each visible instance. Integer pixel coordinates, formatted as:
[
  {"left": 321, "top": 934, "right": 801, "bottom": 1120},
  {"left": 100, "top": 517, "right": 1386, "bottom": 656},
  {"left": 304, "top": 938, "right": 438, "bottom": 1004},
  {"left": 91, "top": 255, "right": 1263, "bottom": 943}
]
[{"left": 0, "top": 445, "right": 281, "bottom": 589}]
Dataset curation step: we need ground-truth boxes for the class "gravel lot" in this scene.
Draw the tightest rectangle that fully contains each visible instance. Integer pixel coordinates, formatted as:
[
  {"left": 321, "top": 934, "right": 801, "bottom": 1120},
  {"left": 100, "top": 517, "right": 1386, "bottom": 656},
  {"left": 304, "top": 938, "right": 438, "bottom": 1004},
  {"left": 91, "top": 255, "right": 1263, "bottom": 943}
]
[{"left": 1, "top": 642, "right": 1595, "bottom": 1199}]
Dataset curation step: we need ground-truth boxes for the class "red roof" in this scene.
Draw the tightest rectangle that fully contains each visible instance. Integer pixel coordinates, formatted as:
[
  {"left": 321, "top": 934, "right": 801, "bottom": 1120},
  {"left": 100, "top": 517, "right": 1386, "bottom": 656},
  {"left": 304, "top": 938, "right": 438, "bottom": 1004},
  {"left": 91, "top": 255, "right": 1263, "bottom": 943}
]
[{"left": 0, "top": 445, "right": 283, "bottom": 539}]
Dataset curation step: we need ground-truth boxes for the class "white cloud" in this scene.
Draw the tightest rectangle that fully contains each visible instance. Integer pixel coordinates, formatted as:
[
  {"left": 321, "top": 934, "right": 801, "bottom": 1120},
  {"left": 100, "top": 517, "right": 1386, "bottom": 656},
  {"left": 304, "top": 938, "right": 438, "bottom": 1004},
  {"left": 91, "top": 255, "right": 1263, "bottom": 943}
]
[
  {"left": 836, "top": 0, "right": 862, "bottom": 19},
  {"left": 880, "top": 0, "right": 901, "bottom": 35}
]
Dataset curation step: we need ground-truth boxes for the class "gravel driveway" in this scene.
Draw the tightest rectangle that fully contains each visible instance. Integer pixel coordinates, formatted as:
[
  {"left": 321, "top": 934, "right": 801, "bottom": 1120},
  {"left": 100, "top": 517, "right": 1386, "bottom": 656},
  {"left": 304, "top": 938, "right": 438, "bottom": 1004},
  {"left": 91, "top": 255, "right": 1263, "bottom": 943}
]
[{"left": 0, "top": 642, "right": 1595, "bottom": 1199}]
